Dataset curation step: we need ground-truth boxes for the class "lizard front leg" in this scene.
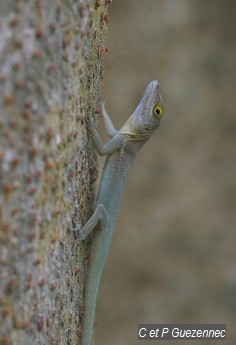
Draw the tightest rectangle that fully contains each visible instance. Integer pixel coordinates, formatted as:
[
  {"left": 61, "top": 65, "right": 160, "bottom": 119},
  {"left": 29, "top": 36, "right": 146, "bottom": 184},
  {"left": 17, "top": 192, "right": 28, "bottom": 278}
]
[
  {"left": 89, "top": 120, "right": 123, "bottom": 156},
  {"left": 101, "top": 102, "right": 118, "bottom": 138},
  {"left": 88, "top": 106, "right": 124, "bottom": 156}
]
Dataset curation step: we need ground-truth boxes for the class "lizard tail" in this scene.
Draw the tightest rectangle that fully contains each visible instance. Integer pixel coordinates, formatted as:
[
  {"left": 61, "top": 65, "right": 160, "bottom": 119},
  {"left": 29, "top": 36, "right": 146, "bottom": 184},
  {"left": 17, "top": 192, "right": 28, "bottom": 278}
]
[{"left": 81, "top": 253, "right": 105, "bottom": 345}]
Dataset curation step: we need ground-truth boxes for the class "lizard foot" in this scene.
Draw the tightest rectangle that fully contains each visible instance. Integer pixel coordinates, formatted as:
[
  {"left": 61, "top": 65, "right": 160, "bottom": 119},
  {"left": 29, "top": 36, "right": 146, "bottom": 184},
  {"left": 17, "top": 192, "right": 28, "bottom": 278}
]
[{"left": 67, "top": 224, "right": 84, "bottom": 242}]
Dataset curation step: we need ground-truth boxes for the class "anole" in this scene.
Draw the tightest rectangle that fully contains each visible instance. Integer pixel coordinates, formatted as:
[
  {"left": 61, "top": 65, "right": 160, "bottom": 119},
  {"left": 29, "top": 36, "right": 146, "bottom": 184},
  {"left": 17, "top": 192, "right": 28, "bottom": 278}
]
[{"left": 75, "top": 80, "right": 165, "bottom": 345}]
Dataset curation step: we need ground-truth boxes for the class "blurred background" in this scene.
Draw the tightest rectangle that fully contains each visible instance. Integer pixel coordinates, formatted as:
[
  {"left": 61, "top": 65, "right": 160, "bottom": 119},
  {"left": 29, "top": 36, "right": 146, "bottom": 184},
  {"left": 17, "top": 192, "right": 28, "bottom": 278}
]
[{"left": 96, "top": 1, "right": 236, "bottom": 344}]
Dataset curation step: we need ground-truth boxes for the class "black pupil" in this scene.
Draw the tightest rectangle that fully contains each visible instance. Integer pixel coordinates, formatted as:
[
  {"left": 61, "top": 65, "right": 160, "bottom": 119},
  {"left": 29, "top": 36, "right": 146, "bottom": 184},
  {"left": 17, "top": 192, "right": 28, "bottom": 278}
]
[{"left": 155, "top": 108, "right": 160, "bottom": 115}]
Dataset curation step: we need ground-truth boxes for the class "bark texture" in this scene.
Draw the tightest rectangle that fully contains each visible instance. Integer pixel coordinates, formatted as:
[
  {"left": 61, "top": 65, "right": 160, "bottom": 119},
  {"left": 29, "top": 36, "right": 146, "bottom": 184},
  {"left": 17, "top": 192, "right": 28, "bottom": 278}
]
[{"left": 0, "top": 1, "right": 108, "bottom": 344}]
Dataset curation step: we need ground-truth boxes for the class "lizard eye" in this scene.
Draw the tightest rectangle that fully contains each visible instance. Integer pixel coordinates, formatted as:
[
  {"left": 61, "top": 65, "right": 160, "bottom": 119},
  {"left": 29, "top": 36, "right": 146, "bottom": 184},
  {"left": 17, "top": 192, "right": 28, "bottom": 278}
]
[{"left": 152, "top": 103, "right": 165, "bottom": 120}]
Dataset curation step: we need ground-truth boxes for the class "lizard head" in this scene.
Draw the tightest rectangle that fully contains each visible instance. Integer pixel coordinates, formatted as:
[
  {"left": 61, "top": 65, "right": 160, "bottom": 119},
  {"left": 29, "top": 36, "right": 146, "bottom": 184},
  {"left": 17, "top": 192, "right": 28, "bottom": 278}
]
[{"left": 119, "top": 80, "right": 165, "bottom": 140}]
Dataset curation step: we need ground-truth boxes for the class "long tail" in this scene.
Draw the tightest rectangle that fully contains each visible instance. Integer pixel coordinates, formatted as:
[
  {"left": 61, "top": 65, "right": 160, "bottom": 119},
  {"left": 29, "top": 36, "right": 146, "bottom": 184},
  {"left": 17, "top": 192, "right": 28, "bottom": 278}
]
[{"left": 81, "top": 250, "right": 105, "bottom": 345}]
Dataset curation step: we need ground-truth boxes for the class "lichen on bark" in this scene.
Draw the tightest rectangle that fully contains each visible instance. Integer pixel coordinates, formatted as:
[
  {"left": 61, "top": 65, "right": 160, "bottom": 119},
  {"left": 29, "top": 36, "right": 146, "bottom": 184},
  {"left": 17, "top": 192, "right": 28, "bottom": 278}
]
[{"left": 0, "top": 0, "right": 108, "bottom": 344}]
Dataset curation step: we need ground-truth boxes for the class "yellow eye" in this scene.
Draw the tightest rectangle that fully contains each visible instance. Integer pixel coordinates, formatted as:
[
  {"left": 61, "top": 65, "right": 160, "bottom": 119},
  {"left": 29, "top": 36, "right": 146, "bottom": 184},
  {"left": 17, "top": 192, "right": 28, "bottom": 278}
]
[{"left": 152, "top": 103, "right": 165, "bottom": 119}]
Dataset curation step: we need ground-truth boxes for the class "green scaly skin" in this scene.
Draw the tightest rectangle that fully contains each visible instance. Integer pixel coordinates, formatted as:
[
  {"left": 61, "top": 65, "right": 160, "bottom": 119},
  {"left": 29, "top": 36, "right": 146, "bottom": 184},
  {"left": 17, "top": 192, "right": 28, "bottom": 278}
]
[{"left": 75, "top": 80, "right": 165, "bottom": 345}]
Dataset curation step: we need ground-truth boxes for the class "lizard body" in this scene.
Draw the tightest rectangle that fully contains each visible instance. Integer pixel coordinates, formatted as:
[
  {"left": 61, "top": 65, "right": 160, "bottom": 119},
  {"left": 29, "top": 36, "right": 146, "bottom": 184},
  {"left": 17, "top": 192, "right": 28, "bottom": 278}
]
[{"left": 75, "top": 80, "right": 165, "bottom": 345}]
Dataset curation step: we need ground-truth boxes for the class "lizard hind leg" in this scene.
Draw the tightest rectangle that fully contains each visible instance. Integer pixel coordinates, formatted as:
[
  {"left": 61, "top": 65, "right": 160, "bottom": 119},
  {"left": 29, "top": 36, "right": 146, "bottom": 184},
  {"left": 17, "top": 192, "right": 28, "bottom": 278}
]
[{"left": 72, "top": 204, "right": 109, "bottom": 241}]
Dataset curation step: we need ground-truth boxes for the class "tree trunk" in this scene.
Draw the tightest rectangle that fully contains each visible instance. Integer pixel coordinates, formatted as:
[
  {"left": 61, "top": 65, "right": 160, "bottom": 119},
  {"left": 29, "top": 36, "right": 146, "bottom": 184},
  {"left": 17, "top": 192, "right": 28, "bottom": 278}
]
[{"left": 0, "top": 1, "right": 108, "bottom": 344}]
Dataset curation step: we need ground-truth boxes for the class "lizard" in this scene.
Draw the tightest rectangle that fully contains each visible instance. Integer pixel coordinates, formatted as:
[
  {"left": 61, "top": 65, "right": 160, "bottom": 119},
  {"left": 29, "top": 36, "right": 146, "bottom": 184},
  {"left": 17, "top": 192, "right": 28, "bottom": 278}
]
[{"left": 74, "top": 80, "right": 165, "bottom": 345}]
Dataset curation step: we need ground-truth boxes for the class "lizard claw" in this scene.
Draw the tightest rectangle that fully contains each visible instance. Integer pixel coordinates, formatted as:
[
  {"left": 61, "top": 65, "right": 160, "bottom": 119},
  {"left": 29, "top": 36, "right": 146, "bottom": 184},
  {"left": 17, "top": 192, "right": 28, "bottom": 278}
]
[{"left": 67, "top": 225, "right": 84, "bottom": 242}]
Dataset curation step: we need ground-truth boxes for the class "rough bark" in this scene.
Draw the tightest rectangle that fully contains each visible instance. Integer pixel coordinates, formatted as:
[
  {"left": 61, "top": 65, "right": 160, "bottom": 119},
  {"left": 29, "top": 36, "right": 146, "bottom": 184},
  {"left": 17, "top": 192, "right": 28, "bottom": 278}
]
[{"left": 0, "top": 1, "right": 108, "bottom": 344}]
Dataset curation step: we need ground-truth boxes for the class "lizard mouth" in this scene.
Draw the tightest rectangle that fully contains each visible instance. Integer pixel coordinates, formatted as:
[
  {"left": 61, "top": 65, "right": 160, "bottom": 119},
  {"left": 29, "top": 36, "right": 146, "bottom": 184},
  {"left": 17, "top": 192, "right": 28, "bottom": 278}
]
[
  {"left": 119, "top": 112, "right": 154, "bottom": 140},
  {"left": 119, "top": 80, "right": 163, "bottom": 140}
]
